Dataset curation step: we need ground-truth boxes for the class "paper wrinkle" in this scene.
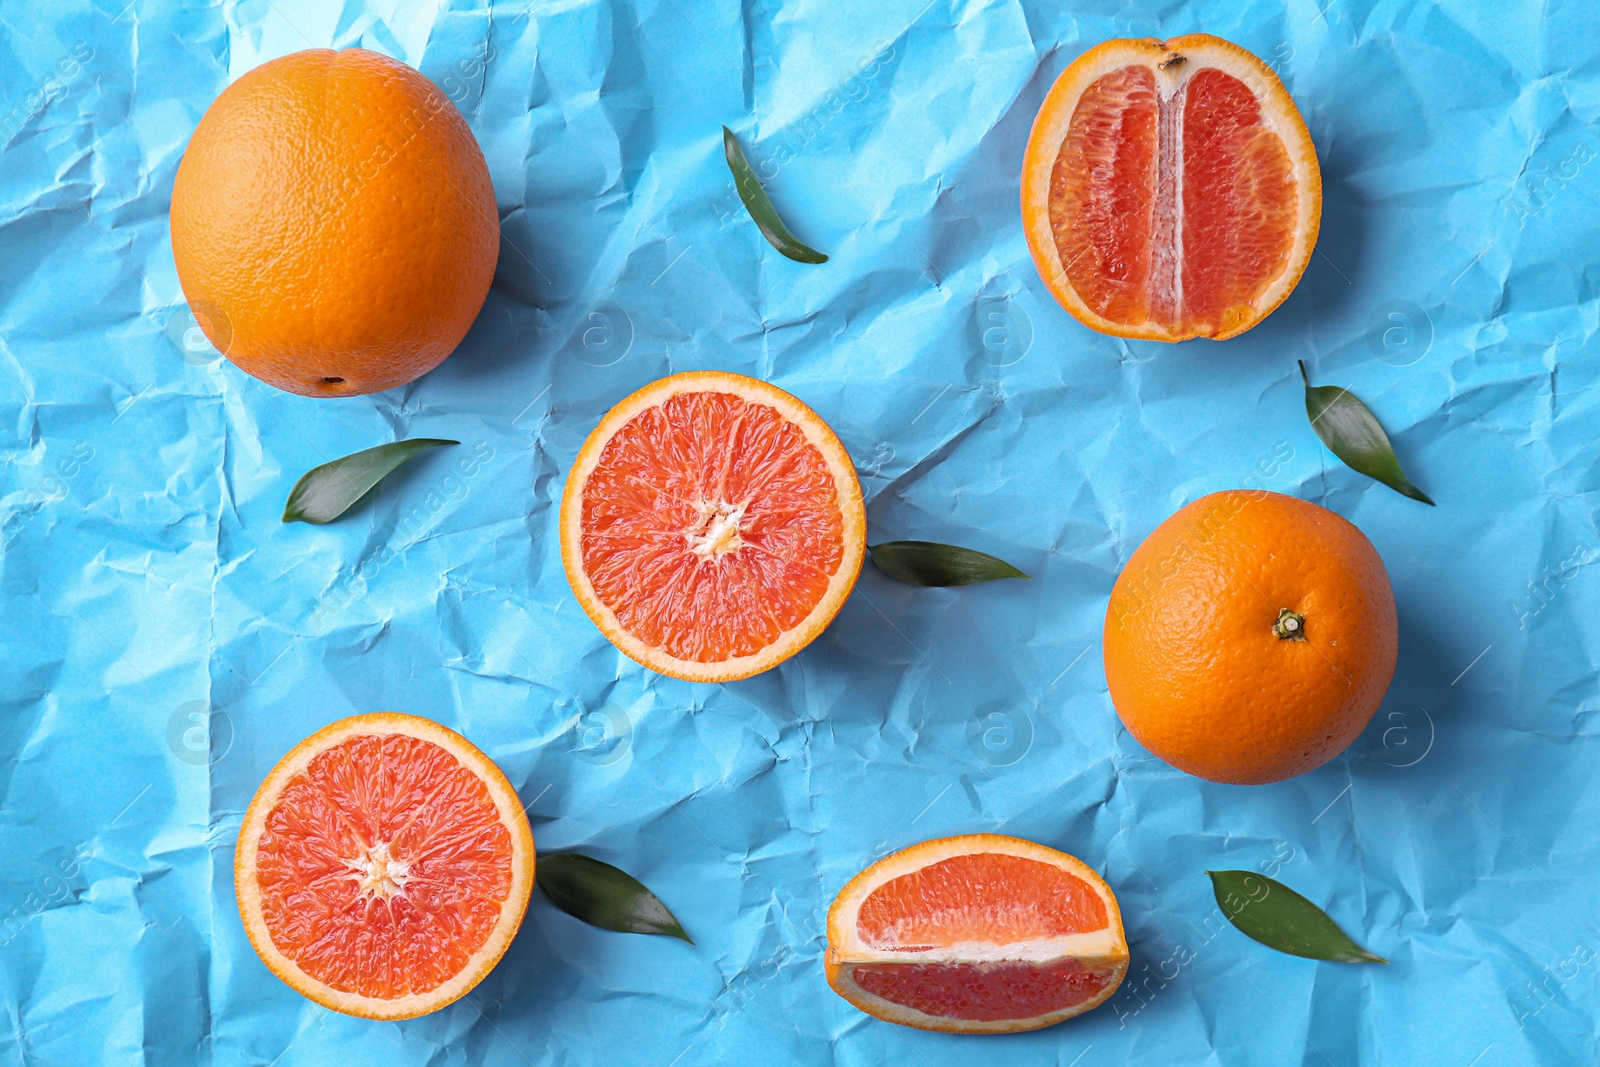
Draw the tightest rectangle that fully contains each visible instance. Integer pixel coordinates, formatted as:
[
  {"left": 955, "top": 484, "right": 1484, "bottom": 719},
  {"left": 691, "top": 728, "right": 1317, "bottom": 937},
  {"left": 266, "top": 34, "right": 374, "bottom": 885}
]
[{"left": 0, "top": 1, "right": 1597, "bottom": 1063}]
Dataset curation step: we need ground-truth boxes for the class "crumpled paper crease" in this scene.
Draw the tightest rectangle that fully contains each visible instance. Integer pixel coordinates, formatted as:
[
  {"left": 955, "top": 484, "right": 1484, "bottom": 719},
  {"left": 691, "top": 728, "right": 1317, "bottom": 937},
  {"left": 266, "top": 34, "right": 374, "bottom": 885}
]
[{"left": 2, "top": 0, "right": 1599, "bottom": 1065}]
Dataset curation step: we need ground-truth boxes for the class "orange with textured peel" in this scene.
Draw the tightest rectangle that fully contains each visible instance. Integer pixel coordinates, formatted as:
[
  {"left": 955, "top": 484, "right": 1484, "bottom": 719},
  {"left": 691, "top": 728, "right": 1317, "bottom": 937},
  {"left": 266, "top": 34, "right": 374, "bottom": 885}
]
[
  {"left": 1022, "top": 34, "right": 1321, "bottom": 341},
  {"left": 171, "top": 48, "right": 498, "bottom": 396},
  {"left": 235, "top": 713, "right": 534, "bottom": 1019},
  {"left": 1103, "top": 490, "right": 1398, "bottom": 784},
  {"left": 561, "top": 371, "right": 866, "bottom": 683},
  {"left": 825, "top": 834, "right": 1128, "bottom": 1034}
]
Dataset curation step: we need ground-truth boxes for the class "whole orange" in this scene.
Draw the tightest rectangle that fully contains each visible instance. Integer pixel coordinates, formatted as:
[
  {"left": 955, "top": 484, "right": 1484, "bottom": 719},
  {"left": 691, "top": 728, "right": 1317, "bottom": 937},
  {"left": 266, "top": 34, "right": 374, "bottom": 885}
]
[
  {"left": 1102, "top": 490, "right": 1397, "bottom": 785},
  {"left": 170, "top": 48, "right": 498, "bottom": 397}
]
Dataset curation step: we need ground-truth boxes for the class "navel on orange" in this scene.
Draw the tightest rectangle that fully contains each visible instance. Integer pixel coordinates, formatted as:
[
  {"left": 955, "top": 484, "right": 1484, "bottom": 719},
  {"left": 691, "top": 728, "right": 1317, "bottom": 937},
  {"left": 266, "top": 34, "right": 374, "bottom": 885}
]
[
  {"left": 1103, "top": 491, "right": 1398, "bottom": 785},
  {"left": 1022, "top": 35, "right": 1321, "bottom": 341},
  {"left": 235, "top": 713, "right": 534, "bottom": 1019},
  {"left": 171, "top": 48, "right": 498, "bottom": 396},
  {"left": 561, "top": 371, "right": 866, "bottom": 683},
  {"left": 825, "top": 835, "right": 1128, "bottom": 1034}
]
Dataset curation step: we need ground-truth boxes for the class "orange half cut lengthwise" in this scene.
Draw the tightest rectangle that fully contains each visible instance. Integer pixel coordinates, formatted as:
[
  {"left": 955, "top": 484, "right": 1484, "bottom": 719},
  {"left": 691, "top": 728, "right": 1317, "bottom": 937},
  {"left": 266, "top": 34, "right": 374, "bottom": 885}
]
[
  {"left": 235, "top": 713, "right": 535, "bottom": 1020},
  {"left": 826, "top": 834, "right": 1129, "bottom": 1034},
  {"left": 1022, "top": 34, "right": 1322, "bottom": 341},
  {"left": 560, "top": 371, "right": 866, "bottom": 683}
]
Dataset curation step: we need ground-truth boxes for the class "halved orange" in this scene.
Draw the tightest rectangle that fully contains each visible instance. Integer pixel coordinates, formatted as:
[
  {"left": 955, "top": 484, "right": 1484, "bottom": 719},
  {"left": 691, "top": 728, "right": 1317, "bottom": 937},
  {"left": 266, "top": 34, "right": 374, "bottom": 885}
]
[
  {"left": 235, "top": 713, "right": 535, "bottom": 1020},
  {"left": 560, "top": 371, "right": 866, "bottom": 683},
  {"left": 825, "top": 834, "right": 1129, "bottom": 1034},
  {"left": 1022, "top": 34, "right": 1321, "bottom": 341}
]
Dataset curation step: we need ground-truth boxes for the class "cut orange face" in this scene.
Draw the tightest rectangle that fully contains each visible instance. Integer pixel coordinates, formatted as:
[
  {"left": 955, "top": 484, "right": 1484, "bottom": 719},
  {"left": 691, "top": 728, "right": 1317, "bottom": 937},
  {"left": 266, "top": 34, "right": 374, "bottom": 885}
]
[
  {"left": 825, "top": 834, "right": 1129, "bottom": 1034},
  {"left": 1022, "top": 34, "right": 1321, "bottom": 341},
  {"left": 561, "top": 371, "right": 866, "bottom": 683},
  {"left": 235, "top": 714, "right": 535, "bottom": 1020}
]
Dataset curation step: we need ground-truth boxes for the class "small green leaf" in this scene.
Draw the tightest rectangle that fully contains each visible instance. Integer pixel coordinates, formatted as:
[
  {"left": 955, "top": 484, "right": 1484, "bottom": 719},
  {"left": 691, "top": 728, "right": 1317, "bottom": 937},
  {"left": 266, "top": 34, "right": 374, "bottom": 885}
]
[
  {"left": 282, "top": 439, "right": 457, "bottom": 525},
  {"left": 722, "top": 125, "right": 828, "bottom": 264},
  {"left": 1299, "top": 361, "right": 1433, "bottom": 505},
  {"left": 537, "top": 852, "right": 692, "bottom": 943},
  {"left": 1207, "top": 870, "right": 1387, "bottom": 964},
  {"left": 868, "top": 541, "right": 1030, "bottom": 587}
]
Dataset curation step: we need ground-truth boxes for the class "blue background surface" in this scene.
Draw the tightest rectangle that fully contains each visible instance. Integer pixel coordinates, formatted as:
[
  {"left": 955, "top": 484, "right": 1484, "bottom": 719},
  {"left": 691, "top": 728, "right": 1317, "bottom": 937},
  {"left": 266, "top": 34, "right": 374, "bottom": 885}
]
[{"left": 2, "top": 0, "right": 1598, "bottom": 1064}]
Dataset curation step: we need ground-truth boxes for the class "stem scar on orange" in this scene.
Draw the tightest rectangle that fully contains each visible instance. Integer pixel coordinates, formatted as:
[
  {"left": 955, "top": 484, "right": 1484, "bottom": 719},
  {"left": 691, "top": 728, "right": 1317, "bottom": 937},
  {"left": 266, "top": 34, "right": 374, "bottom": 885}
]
[
  {"left": 234, "top": 714, "right": 535, "bottom": 1019},
  {"left": 1022, "top": 35, "right": 1321, "bottom": 341},
  {"left": 825, "top": 835, "right": 1129, "bottom": 1034},
  {"left": 170, "top": 48, "right": 498, "bottom": 397},
  {"left": 1103, "top": 490, "right": 1398, "bottom": 785},
  {"left": 560, "top": 371, "right": 866, "bottom": 683}
]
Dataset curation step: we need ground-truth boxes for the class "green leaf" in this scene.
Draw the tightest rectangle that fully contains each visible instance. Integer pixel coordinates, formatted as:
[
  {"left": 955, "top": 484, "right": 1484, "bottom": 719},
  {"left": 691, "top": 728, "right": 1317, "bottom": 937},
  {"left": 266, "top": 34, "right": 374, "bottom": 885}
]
[
  {"left": 868, "top": 541, "right": 1030, "bottom": 587},
  {"left": 282, "top": 439, "right": 457, "bottom": 525},
  {"left": 1207, "top": 870, "right": 1387, "bottom": 964},
  {"left": 536, "top": 852, "right": 692, "bottom": 943},
  {"left": 1299, "top": 361, "right": 1433, "bottom": 505},
  {"left": 722, "top": 125, "right": 828, "bottom": 264}
]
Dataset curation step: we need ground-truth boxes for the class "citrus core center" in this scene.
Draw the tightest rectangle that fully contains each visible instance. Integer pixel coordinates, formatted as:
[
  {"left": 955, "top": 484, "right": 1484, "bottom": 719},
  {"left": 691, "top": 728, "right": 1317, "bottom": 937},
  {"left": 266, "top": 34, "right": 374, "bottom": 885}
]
[
  {"left": 685, "top": 499, "right": 748, "bottom": 560},
  {"left": 344, "top": 841, "right": 411, "bottom": 900}
]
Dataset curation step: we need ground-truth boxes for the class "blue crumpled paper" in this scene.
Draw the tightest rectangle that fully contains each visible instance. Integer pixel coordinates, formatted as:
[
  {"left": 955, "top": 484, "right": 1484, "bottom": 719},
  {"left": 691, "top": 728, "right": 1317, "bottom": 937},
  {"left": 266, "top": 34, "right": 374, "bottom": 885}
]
[{"left": 2, "top": 0, "right": 1599, "bottom": 1063}]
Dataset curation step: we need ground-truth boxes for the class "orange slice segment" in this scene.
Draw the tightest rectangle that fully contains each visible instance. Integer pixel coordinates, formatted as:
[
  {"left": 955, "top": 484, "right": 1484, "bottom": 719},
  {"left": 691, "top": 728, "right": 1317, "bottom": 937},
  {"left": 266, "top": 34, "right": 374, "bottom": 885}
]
[
  {"left": 825, "top": 834, "right": 1129, "bottom": 1034},
  {"left": 561, "top": 371, "right": 866, "bottom": 683},
  {"left": 1022, "top": 34, "right": 1321, "bottom": 341},
  {"left": 235, "top": 713, "right": 535, "bottom": 1020}
]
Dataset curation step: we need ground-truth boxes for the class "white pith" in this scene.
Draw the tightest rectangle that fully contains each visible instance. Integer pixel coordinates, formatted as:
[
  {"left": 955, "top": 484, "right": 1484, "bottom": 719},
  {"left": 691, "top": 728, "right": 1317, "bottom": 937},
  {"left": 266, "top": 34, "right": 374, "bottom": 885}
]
[
  {"left": 345, "top": 841, "right": 411, "bottom": 900},
  {"left": 1150, "top": 64, "right": 1186, "bottom": 324},
  {"left": 830, "top": 930, "right": 1125, "bottom": 964},
  {"left": 685, "top": 499, "right": 749, "bottom": 559},
  {"left": 1021, "top": 35, "right": 1321, "bottom": 341}
]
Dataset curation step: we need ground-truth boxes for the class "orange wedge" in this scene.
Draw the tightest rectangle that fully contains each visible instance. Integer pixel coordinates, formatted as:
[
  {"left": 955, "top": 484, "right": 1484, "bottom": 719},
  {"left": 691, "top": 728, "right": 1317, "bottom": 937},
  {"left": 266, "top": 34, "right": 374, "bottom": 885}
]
[
  {"left": 235, "top": 713, "right": 535, "bottom": 1019},
  {"left": 560, "top": 371, "right": 866, "bottom": 683},
  {"left": 1022, "top": 34, "right": 1321, "bottom": 341},
  {"left": 825, "top": 834, "right": 1129, "bottom": 1034}
]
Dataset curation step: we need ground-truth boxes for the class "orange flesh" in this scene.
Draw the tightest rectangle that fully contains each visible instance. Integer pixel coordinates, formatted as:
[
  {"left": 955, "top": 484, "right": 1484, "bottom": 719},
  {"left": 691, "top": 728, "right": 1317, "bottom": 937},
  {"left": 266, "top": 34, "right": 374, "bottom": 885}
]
[
  {"left": 253, "top": 733, "right": 514, "bottom": 999},
  {"left": 1049, "top": 66, "right": 1158, "bottom": 328},
  {"left": 1049, "top": 64, "right": 1297, "bottom": 336},
  {"left": 853, "top": 959, "right": 1116, "bottom": 1022},
  {"left": 856, "top": 853, "right": 1109, "bottom": 950},
  {"left": 579, "top": 391, "right": 845, "bottom": 663}
]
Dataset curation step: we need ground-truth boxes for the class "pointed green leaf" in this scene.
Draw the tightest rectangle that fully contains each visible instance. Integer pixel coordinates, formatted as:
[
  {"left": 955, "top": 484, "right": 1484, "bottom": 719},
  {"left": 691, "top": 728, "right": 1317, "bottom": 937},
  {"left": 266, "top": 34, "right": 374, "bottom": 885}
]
[
  {"left": 1300, "top": 361, "right": 1433, "bottom": 505},
  {"left": 722, "top": 125, "right": 828, "bottom": 264},
  {"left": 868, "top": 541, "right": 1030, "bottom": 587},
  {"left": 537, "top": 852, "right": 692, "bottom": 943},
  {"left": 282, "top": 439, "right": 457, "bottom": 525},
  {"left": 1208, "top": 870, "right": 1387, "bottom": 964}
]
